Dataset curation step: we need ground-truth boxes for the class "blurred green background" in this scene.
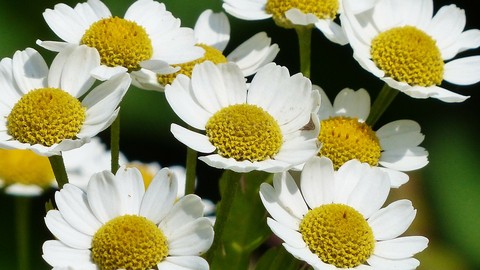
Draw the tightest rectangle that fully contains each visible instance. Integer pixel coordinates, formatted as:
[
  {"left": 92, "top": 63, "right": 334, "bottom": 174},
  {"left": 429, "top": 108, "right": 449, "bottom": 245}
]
[{"left": 0, "top": 0, "right": 479, "bottom": 269}]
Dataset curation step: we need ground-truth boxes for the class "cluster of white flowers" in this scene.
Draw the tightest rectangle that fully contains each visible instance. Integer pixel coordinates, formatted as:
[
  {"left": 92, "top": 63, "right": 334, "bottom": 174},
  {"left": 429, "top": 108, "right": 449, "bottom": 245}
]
[{"left": 0, "top": 0, "right": 478, "bottom": 269}]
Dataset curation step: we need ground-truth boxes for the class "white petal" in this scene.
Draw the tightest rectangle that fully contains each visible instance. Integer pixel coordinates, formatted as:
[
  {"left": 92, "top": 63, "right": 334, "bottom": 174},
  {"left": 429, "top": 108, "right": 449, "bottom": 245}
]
[
  {"left": 159, "top": 194, "right": 204, "bottom": 236},
  {"left": 368, "top": 200, "right": 416, "bottom": 240},
  {"left": 282, "top": 244, "right": 330, "bottom": 270},
  {"left": 170, "top": 124, "right": 215, "bottom": 153},
  {"left": 44, "top": 211, "right": 92, "bottom": 249},
  {"left": 376, "top": 120, "right": 424, "bottom": 150},
  {"left": 43, "top": 3, "right": 89, "bottom": 44},
  {"left": 427, "top": 4, "right": 466, "bottom": 55},
  {"left": 273, "top": 170, "right": 309, "bottom": 218},
  {"left": 375, "top": 236, "right": 428, "bottom": 259},
  {"left": 112, "top": 166, "right": 146, "bottom": 214},
  {"left": 316, "top": 86, "right": 334, "bottom": 120},
  {"left": 444, "top": 56, "right": 480, "bottom": 85},
  {"left": 285, "top": 8, "right": 318, "bottom": 26},
  {"left": 140, "top": 168, "right": 178, "bottom": 223},
  {"left": 377, "top": 167, "right": 409, "bottom": 188},
  {"left": 266, "top": 218, "right": 305, "bottom": 249},
  {"left": 12, "top": 48, "right": 48, "bottom": 93},
  {"left": 166, "top": 218, "right": 214, "bottom": 256},
  {"left": 332, "top": 88, "right": 370, "bottom": 121},
  {"left": 367, "top": 254, "right": 420, "bottom": 270},
  {"left": 158, "top": 256, "right": 209, "bottom": 270},
  {"left": 222, "top": 0, "right": 271, "bottom": 20},
  {"left": 442, "top": 29, "right": 480, "bottom": 60},
  {"left": 380, "top": 147, "right": 428, "bottom": 171},
  {"left": 90, "top": 65, "right": 128, "bottom": 81},
  {"left": 4, "top": 184, "right": 44, "bottom": 196},
  {"left": 194, "top": 10, "right": 230, "bottom": 51},
  {"left": 199, "top": 154, "right": 290, "bottom": 173},
  {"left": 314, "top": 20, "right": 348, "bottom": 45},
  {"left": 334, "top": 160, "right": 371, "bottom": 204},
  {"left": 42, "top": 240, "right": 94, "bottom": 268},
  {"left": 86, "top": 170, "right": 126, "bottom": 223},
  {"left": 36, "top": 40, "right": 71, "bottom": 52},
  {"left": 300, "top": 156, "right": 335, "bottom": 209}
]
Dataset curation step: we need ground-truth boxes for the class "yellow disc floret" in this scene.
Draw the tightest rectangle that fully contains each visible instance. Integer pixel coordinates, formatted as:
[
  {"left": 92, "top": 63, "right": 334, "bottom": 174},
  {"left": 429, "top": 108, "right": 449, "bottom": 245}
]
[
  {"left": 266, "top": 0, "right": 339, "bottom": 28},
  {"left": 158, "top": 44, "right": 227, "bottom": 86},
  {"left": 299, "top": 203, "right": 375, "bottom": 268},
  {"left": 371, "top": 26, "right": 444, "bottom": 86},
  {"left": 81, "top": 17, "right": 153, "bottom": 72},
  {"left": 7, "top": 88, "right": 86, "bottom": 147},
  {"left": 206, "top": 104, "right": 283, "bottom": 162},
  {"left": 318, "top": 117, "right": 381, "bottom": 170},
  {"left": 0, "top": 149, "right": 54, "bottom": 187},
  {"left": 91, "top": 215, "right": 168, "bottom": 270}
]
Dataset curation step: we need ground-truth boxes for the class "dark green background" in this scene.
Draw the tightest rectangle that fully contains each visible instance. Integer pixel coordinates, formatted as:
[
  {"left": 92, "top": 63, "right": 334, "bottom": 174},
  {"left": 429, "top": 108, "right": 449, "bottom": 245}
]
[{"left": 0, "top": 0, "right": 479, "bottom": 269}]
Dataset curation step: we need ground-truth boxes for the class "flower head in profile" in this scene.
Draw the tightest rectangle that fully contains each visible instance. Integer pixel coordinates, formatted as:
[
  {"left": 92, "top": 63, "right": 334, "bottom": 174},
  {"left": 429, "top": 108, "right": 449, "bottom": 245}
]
[
  {"left": 260, "top": 156, "right": 428, "bottom": 270},
  {"left": 223, "top": 0, "right": 378, "bottom": 45},
  {"left": 43, "top": 166, "right": 214, "bottom": 270},
  {"left": 0, "top": 46, "right": 130, "bottom": 156},
  {"left": 0, "top": 149, "right": 55, "bottom": 196},
  {"left": 341, "top": 0, "right": 480, "bottom": 102},
  {"left": 157, "top": 9, "right": 279, "bottom": 88},
  {"left": 166, "top": 61, "right": 320, "bottom": 173},
  {"left": 38, "top": 0, "right": 203, "bottom": 90},
  {"left": 317, "top": 87, "right": 428, "bottom": 187}
]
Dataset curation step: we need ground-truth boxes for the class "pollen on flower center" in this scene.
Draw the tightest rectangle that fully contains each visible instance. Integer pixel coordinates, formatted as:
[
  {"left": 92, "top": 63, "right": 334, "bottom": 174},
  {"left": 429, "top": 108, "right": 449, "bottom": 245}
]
[
  {"left": 205, "top": 104, "right": 283, "bottom": 162},
  {"left": 371, "top": 26, "right": 444, "bottom": 86},
  {"left": 7, "top": 88, "right": 86, "bottom": 147},
  {"left": 265, "top": 0, "right": 339, "bottom": 28},
  {"left": 81, "top": 16, "right": 153, "bottom": 72},
  {"left": 299, "top": 203, "right": 375, "bottom": 268},
  {"left": 318, "top": 117, "right": 381, "bottom": 170},
  {"left": 158, "top": 44, "right": 227, "bottom": 86},
  {"left": 0, "top": 149, "right": 54, "bottom": 187},
  {"left": 91, "top": 215, "right": 168, "bottom": 270}
]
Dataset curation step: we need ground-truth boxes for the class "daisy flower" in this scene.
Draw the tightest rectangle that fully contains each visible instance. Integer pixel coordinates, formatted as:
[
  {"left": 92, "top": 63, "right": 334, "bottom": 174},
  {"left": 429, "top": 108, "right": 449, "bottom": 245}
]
[
  {"left": 157, "top": 9, "right": 280, "bottom": 88},
  {"left": 0, "top": 149, "right": 55, "bottom": 196},
  {"left": 341, "top": 0, "right": 480, "bottom": 102},
  {"left": 223, "top": 0, "right": 378, "bottom": 45},
  {"left": 0, "top": 46, "right": 130, "bottom": 156},
  {"left": 317, "top": 87, "right": 428, "bottom": 187},
  {"left": 165, "top": 61, "right": 321, "bottom": 173},
  {"left": 42, "top": 166, "right": 214, "bottom": 270},
  {"left": 38, "top": 0, "right": 204, "bottom": 91},
  {"left": 260, "top": 156, "right": 428, "bottom": 269}
]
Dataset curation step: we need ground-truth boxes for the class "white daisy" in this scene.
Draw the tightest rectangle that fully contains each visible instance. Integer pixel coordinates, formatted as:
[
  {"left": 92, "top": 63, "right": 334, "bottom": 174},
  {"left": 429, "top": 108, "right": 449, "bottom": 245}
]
[
  {"left": 0, "top": 46, "right": 130, "bottom": 156},
  {"left": 260, "top": 156, "right": 429, "bottom": 269},
  {"left": 156, "top": 9, "right": 279, "bottom": 88},
  {"left": 317, "top": 87, "right": 428, "bottom": 187},
  {"left": 42, "top": 166, "right": 214, "bottom": 270},
  {"left": 341, "top": 0, "right": 480, "bottom": 102},
  {"left": 0, "top": 149, "right": 55, "bottom": 196},
  {"left": 165, "top": 61, "right": 321, "bottom": 173},
  {"left": 223, "top": 0, "right": 378, "bottom": 45},
  {"left": 38, "top": 0, "right": 204, "bottom": 91}
]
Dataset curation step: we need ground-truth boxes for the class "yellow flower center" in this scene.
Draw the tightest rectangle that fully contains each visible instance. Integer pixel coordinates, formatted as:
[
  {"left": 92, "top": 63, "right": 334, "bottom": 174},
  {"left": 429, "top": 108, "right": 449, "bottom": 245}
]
[
  {"left": 81, "top": 17, "right": 153, "bottom": 72},
  {"left": 158, "top": 44, "right": 227, "bottom": 86},
  {"left": 126, "top": 163, "right": 156, "bottom": 189},
  {"left": 299, "top": 203, "right": 375, "bottom": 268},
  {"left": 205, "top": 104, "right": 283, "bottom": 162},
  {"left": 318, "top": 117, "right": 381, "bottom": 170},
  {"left": 91, "top": 215, "right": 168, "bottom": 270},
  {"left": 7, "top": 88, "right": 86, "bottom": 147},
  {"left": 371, "top": 26, "right": 444, "bottom": 86},
  {"left": 266, "top": 0, "right": 339, "bottom": 28},
  {"left": 0, "top": 149, "right": 54, "bottom": 187}
]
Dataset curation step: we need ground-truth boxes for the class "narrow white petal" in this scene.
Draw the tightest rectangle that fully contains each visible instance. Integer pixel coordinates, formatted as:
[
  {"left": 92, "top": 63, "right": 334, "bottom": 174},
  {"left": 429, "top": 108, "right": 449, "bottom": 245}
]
[
  {"left": 332, "top": 88, "right": 370, "bottom": 121},
  {"left": 367, "top": 254, "right": 420, "bottom": 269},
  {"left": 113, "top": 166, "right": 146, "bottom": 215},
  {"left": 442, "top": 29, "right": 480, "bottom": 60},
  {"left": 444, "top": 56, "right": 480, "bottom": 85},
  {"left": 282, "top": 244, "right": 329, "bottom": 269},
  {"left": 140, "top": 168, "right": 177, "bottom": 223},
  {"left": 36, "top": 40, "right": 71, "bottom": 52},
  {"left": 12, "top": 48, "right": 48, "bottom": 93},
  {"left": 90, "top": 65, "right": 128, "bottom": 81},
  {"left": 427, "top": 5, "right": 466, "bottom": 54},
  {"left": 43, "top": 3, "right": 88, "bottom": 44},
  {"left": 273, "top": 171, "right": 309, "bottom": 218},
  {"left": 159, "top": 194, "right": 204, "bottom": 236},
  {"left": 158, "top": 256, "right": 209, "bottom": 270},
  {"left": 316, "top": 86, "right": 334, "bottom": 120},
  {"left": 222, "top": 0, "right": 271, "bottom": 20},
  {"left": 86, "top": 170, "right": 124, "bottom": 223},
  {"left": 170, "top": 124, "right": 215, "bottom": 153},
  {"left": 376, "top": 120, "right": 424, "bottom": 150},
  {"left": 314, "top": 20, "right": 349, "bottom": 45},
  {"left": 377, "top": 167, "right": 409, "bottom": 188},
  {"left": 267, "top": 218, "right": 305, "bottom": 249},
  {"left": 194, "top": 10, "right": 230, "bottom": 51},
  {"left": 285, "top": 8, "right": 318, "bottom": 26},
  {"left": 368, "top": 200, "right": 416, "bottom": 240},
  {"left": 42, "top": 240, "right": 94, "bottom": 268},
  {"left": 375, "top": 236, "right": 428, "bottom": 259},
  {"left": 301, "top": 156, "right": 335, "bottom": 209},
  {"left": 5, "top": 184, "right": 43, "bottom": 196},
  {"left": 167, "top": 218, "right": 214, "bottom": 255},
  {"left": 44, "top": 211, "right": 92, "bottom": 249},
  {"left": 380, "top": 147, "right": 429, "bottom": 171}
]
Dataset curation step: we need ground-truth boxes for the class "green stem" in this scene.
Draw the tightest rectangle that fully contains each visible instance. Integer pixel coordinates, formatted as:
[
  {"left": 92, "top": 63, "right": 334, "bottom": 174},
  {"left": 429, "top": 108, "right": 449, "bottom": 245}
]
[
  {"left": 205, "top": 170, "right": 240, "bottom": 264},
  {"left": 110, "top": 114, "right": 121, "bottom": 174},
  {"left": 366, "top": 84, "right": 399, "bottom": 127},
  {"left": 295, "top": 26, "right": 312, "bottom": 78},
  {"left": 184, "top": 147, "right": 197, "bottom": 195},
  {"left": 48, "top": 155, "right": 69, "bottom": 189},
  {"left": 15, "top": 197, "right": 30, "bottom": 270}
]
